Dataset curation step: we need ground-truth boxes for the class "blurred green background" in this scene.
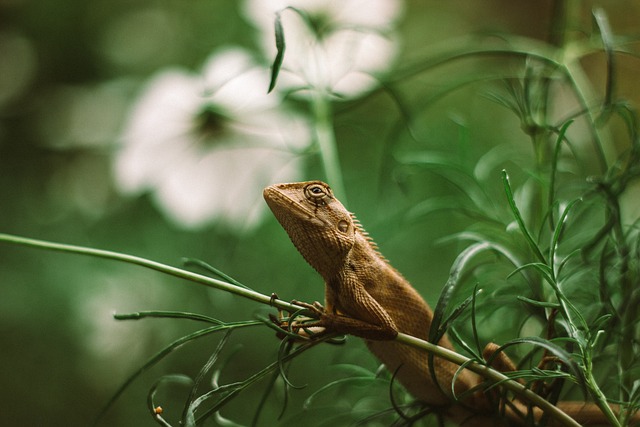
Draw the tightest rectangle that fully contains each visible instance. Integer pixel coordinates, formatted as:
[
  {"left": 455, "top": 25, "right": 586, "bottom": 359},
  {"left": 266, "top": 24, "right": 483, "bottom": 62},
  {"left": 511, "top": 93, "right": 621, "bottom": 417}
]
[{"left": 1, "top": 1, "right": 639, "bottom": 426}]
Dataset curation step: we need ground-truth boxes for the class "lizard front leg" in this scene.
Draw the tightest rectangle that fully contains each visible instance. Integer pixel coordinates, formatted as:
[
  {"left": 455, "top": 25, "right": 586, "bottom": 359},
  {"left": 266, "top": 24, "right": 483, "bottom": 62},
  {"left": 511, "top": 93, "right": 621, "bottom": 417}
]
[
  {"left": 289, "top": 279, "right": 398, "bottom": 341},
  {"left": 324, "top": 278, "right": 399, "bottom": 340},
  {"left": 291, "top": 298, "right": 398, "bottom": 341}
]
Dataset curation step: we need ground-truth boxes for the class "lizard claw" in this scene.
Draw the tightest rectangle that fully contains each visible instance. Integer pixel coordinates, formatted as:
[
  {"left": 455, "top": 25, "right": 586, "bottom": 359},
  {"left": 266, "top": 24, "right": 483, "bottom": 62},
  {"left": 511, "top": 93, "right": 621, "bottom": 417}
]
[
  {"left": 268, "top": 312, "right": 302, "bottom": 340},
  {"left": 291, "top": 299, "right": 325, "bottom": 318},
  {"left": 285, "top": 300, "right": 331, "bottom": 338}
]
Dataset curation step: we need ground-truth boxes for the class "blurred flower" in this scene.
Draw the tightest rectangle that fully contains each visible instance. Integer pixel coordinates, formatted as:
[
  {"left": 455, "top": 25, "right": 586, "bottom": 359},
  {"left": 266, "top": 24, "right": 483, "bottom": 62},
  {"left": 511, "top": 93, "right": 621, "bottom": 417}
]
[
  {"left": 243, "top": 0, "right": 403, "bottom": 99},
  {"left": 114, "top": 47, "right": 311, "bottom": 230}
]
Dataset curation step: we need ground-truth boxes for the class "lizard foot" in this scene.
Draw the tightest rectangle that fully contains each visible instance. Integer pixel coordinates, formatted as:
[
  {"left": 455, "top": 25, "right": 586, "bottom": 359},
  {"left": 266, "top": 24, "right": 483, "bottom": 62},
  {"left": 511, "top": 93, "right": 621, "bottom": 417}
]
[
  {"left": 286, "top": 300, "right": 334, "bottom": 339},
  {"left": 290, "top": 299, "right": 397, "bottom": 341},
  {"left": 290, "top": 299, "right": 325, "bottom": 317}
]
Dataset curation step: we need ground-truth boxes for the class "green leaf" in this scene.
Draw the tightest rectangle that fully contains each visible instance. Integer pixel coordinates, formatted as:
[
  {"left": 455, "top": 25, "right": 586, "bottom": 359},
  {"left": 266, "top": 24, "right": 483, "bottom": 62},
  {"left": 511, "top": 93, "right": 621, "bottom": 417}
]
[
  {"left": 329, "top": 363, "right": 378, "bottom": 378},
  {"left": 268, "top": 11, "right": 286, "bottom": 93},
  {"left": 548, "top": 120, "right": 574, "bottom": 230},
  {"left": 95, "top": 321, "right": 261, "bottom": 424},
  {"left": 470, "top": 284, "right": 482, "bottom": 356},
  {"left": 488, "top": 336, "right": 587, "bottom": 396},
  {"left": 429, "top": 242, "right": 496, "bottom": 392},
  {"left": 508, "top": 262, "right": 555, "bottom": 288},
  {"left": 303, "top": 377, "right": 385, "bottom": 410},
  {"left": 115, "top": 310, "right": 224, "bottom": 325},
  {"left": 502, "top": 170, "right": 546, "bottom": 263},
  {"left": 181, "top": 330, "right": 232, "bottom": 424},
  {"left": 182, "top": 258, "right": 254, "bottom": 291},
  {"left": 549, "top": 198, "right": 581, "bottom": 277},
  {"left": 188, "top": 382, "right": 245, "bottom": 426},
  {"left": 448, "top": 326, "right": 481, "bottom": 361},
  {"left": 192, "top": 339, "right": 327, "bottom": 425},
  {"left": 147, "top": 375, "right": 193, "bottom": 427},
  {"left": 593, "top": 8, "right": 614, "bottom": 110},
  {"left": 516, "top": 295, "right": 561, "bottom": 309},
  {"left": 431, "top": 242, "right": 494, "bottom": 344},
  {"left": 398, "top": 151, "right": 494, "bottom": 216},
  {"left": 277, "top": 338, "right": 307, "bottom": 389}
]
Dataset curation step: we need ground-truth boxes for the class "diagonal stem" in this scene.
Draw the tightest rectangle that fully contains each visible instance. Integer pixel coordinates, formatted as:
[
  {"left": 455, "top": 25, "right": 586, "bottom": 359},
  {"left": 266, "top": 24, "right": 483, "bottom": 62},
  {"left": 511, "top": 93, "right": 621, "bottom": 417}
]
[
  {"left": 0, "top": 233, "right": 301, "bottom": 314},
  {"left": 310, "top": 90, "right": 347, "bottom": 204}
]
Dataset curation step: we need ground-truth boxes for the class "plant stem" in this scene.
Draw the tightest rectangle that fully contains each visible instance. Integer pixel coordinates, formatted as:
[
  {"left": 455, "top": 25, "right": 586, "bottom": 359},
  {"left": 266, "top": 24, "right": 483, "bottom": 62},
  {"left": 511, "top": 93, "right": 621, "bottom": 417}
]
[
  {"left": 585, "top": 363, "right": 622, "bottom": 427},
  {"left": 310, "top": 90, "right": 347, "bottom": 204},
  {"left": 0, "top": 233, "right": 301, "bottom": 314}
]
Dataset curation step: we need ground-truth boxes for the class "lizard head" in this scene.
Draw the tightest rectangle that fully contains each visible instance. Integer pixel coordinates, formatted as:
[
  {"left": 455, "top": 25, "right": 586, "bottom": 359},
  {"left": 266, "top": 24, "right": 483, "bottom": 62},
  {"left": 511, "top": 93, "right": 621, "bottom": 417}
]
[{"left": 263, "top": 181, "right": 356, "bottom": 278}]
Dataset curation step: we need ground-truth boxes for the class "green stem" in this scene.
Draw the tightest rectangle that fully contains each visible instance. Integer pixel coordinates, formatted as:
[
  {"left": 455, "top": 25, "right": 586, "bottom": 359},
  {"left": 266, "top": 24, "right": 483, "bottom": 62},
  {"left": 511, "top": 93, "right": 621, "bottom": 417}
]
[
  {"left": 0, "top": 233, "right": 301, "bottom": 314},
  {"left": 585, "top": 364, "right": 622, "bottom": 427},
  {"left": 310, "top": 90, "right": 347, "bottom": 204}
]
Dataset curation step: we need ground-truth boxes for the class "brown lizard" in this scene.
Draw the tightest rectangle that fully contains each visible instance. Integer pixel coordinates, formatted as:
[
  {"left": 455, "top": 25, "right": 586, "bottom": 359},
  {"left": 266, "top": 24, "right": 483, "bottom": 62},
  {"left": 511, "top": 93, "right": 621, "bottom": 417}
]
[{"left": 263, "top": 180, "right": 637, "bottom": 426}]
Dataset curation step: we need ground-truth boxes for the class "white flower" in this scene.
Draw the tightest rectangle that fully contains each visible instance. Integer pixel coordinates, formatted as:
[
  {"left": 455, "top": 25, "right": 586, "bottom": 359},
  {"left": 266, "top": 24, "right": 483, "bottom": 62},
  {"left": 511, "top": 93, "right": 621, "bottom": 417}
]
[
  {"left": 114, "top": 47, "right": 311, "bottom": 230},
  {"left": 243, "top": 0, "right": 403, "bottom": 98}
]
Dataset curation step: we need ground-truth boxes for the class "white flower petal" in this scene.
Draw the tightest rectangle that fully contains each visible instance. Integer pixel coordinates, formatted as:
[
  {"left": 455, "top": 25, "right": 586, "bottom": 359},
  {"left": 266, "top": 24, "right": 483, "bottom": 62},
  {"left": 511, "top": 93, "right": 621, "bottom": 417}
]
[
  {"left": 332, "top": 72, "right": 380, "bottom": 99},
  {"left": 328, "top": 31, "right": 398, "bottom": 76},
  {"left": 202, "top": 48, "right": 255, "bottom": 91},
  {"left": 114, "top": 46, "right": 311, "bottom": 230},
  {"left": 122, "top": 70, "right": 200, "bottom": 145},
  {"left": 243, "top": 0, "right": 402, "bottom": 30},
  {"left": 210, "top": 67, "right": 277, "bottom": 113},
  {"left": 228, "top": 109, "right": 311, "bottom": 150},
  {"left": 115, "top": 70, "right": 203, "bottom": 193},
  {"left": 324, "top": 31, "right": 398, "bottom": 96},
  {"left": 201, "top": 47, "right": 280, "bottom": 113},
  {"left": 242, "top": 0, "right": 401, "bottom": 98},
  {"left": 115, "top": 132, "right": 196, "bottom": 193},
  {"left": 329, "top": 0, "right": 403, "bottom": 29},
  {"left": 152, "top": 150, "right": 227, "bottom": 227}
]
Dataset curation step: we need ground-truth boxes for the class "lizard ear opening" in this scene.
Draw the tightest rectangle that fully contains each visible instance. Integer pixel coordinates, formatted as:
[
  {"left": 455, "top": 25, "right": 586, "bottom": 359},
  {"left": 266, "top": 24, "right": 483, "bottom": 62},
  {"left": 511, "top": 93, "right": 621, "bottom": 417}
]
[{"left": 337, "top": 220, "right": 349, "bottom": 233}]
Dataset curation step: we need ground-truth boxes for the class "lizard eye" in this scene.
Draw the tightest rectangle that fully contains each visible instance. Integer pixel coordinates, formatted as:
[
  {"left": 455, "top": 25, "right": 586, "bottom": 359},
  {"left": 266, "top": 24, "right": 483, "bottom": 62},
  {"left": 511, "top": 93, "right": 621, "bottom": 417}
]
[{"left": 305, "top": 183, "right": 331, "bottom": 205}]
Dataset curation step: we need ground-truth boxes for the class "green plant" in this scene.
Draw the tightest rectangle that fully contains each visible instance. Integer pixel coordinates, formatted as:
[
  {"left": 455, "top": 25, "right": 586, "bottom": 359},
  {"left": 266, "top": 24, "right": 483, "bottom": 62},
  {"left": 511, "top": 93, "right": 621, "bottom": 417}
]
[{"left": 1, "top": 2, "right": 639, "bottom": 427}]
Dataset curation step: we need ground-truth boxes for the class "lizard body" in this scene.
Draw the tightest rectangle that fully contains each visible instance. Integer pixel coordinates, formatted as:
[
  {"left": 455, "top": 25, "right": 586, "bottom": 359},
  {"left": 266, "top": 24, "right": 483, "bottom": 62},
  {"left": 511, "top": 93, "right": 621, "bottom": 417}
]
[{"left": 263, "top": 180, "right": 637, "bottom": 426}]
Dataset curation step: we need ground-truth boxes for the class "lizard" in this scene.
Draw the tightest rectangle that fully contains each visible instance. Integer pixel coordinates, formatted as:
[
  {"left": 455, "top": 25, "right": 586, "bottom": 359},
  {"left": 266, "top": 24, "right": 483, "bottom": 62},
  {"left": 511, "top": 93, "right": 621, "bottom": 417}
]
[{"left": 263, "top": 180, "right": 638, "bottom": 426}]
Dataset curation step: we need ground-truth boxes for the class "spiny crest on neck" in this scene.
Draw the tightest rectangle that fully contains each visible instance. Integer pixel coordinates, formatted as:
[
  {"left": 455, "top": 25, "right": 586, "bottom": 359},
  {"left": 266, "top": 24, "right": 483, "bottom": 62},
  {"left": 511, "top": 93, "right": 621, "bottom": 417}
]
[
  {"left": 349, "top": 211, "right": 409, "bottom": 283},
  {"left": 350, "top": 212, "right": 386, "bottom": 260}
]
